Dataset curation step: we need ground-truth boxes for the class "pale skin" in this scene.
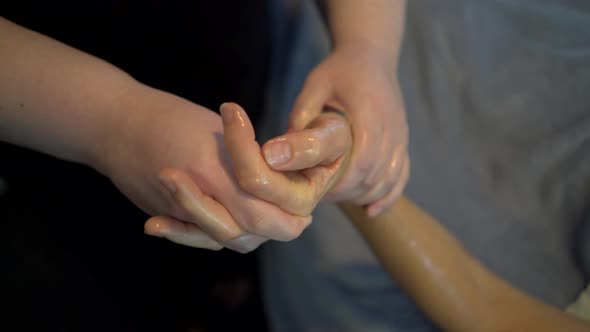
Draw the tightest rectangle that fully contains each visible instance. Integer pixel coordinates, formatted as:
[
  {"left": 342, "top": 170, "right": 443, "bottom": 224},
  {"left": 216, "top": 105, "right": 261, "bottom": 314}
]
[
  {"left": 341, "top": 200, "right": 590, "bottom": 332},
  {"left": 150, "top": 0, "right": 411, "bottom": 243},
  {"left": 0, "top": 17, "right": 332, "bottom": 252},
  {"left": 146, "top": 103, "right": 351, "bottom": 248},
  {"left": 2, "top": 8, "right": 584, "bottom": 329},
  {"left": 0, "top": 1, "right": 409, "bottom": 251},
  {"left": 167, "top": 114, "right": 588, "bottom": 331},
  {"left": 264, "top": 0, "right": 410, "bottom": 217}
]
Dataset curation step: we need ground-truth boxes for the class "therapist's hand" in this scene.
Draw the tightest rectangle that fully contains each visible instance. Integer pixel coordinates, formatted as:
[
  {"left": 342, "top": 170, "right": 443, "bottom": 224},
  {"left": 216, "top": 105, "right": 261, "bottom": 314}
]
[
  {"left": 264, "top": 44, "right": 410, "bottom": 217},
  {"left": 102, "top": 87, "right": 311, "bottom": 253},
  {"left": 143, "top": 102, "right": 351, "bottom": 251}
]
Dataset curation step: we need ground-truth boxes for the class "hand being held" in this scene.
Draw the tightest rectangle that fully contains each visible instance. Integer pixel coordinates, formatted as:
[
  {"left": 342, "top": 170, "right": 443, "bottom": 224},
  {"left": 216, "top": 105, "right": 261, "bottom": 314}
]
[
  {"left": 113, "top": 84, "right": 352, "bottom": 252},
  {"left": 141, "top": 102, "right": 352, "bottom": 250},
  {"left": 100, "top": 86, "right": 313, "bottom": 253},
  {"left": 264, "top": 44, "right": 410, "bottom": 217},
  {"left": 219, "top": 103, "right": 351, "bottom": 218}
]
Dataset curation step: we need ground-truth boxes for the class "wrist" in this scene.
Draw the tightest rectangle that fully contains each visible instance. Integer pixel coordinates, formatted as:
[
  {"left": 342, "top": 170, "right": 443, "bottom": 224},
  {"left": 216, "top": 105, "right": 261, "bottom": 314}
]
[
  {"left": 85, "top": 80, "right": 152, "bottom": 176},
  {"left": 325, "top": 0, "right": 405, "bottom": 73},
  {"left": 332, "top": 40, "right": 399, "bottom": 77},
  {"left": 89, "top": 82, "right": 206, "bottom": 179},
  {"left": 334, "top": 37, "right": 399, "bottom": 62}
]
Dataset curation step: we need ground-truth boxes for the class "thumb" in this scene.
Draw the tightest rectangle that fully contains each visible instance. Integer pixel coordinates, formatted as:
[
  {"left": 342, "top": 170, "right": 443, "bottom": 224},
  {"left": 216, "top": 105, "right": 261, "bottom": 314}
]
[
  {"left": 263, "top": 111, "right": 351, "bottom": 171},
  {"left": 289, "top": 74, "right": 333, "bottom": 130}
]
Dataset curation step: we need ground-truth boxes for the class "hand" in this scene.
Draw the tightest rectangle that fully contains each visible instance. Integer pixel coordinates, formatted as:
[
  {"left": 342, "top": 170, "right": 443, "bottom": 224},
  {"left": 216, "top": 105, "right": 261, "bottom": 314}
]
[
  {"left": 98, "top": 86, "right": 311, "bottom": 253},
  {"left": 264, "top": 44, "right": 410, "bottom": 217},
  {"left": 140, "top": 102, "right": 352, "bottom": 249},
  {"left": 220, "top": 103, "right": 351, "bottom": 217}
]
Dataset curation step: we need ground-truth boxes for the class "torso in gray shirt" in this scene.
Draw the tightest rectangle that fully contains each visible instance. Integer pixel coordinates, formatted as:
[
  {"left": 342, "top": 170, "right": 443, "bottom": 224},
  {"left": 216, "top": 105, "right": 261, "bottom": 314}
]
[{"left": 261, "top": 1, "right": 590, "bottom": 330}]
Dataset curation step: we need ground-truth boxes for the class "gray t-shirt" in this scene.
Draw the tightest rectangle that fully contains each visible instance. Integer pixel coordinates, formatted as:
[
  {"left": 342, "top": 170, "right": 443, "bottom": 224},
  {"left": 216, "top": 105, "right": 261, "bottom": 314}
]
[{"left": 260, "top": 1, "right": 590, "bottom": 331}]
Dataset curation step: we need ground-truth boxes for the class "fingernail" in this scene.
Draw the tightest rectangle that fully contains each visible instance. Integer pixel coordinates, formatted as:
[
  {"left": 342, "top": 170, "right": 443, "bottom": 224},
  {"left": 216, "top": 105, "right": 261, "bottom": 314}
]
[
  {"left": 220, "top": 103, "right": 234, "bottom": 125},
  {"left": 159, "top": 176, "right": 177, "bottom": 194},
  {"left": 264, "top": 141, "right": 291, "bottom": 167}
]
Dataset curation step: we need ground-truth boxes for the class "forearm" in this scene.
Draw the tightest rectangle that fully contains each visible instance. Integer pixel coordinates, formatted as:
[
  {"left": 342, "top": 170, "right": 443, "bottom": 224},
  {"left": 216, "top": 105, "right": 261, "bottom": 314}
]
[
  {"left": 340, "top": 199, "right": 590, "bottom": 332},
  {"left": 0, "top": 17, "right": 141, "bottom": 170},
  {"left": 321, "top": 0, "right": 405, "bottom": 63}
]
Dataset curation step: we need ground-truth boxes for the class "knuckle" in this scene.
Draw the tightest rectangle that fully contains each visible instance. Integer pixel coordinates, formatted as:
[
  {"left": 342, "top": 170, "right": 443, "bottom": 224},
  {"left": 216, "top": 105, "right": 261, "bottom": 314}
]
[
  {"left": 217, "top": 225, "right": 243, "bottom": 243},
  {"left": 281, "top": 217, "right": 308, "bottom": 241},
  {"left": 243, "top": 216, "right": 303, "bottom": 242},
  {"left": 277, "top": 215, "right": 312, "bottom": 241},
  {"left": 290, "top": 194, "right": 314, "bottom": 217}
]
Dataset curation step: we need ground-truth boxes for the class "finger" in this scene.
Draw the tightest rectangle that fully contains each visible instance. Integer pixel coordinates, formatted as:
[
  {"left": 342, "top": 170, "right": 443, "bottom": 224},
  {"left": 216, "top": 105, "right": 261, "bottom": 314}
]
[
  {"left": 220, "top": 102, "right": 313, "bottom": 215},
  {"left": 263, "top": 112, "right": 351, "bottom": 171},
  {"left": 360, "top": 125, "right": 396, "bottom": 189},
  {"left": 300, "top": 155, "right": 348, "bottom": 204},
  {"left": 205, "top": 136, "right": 314, "bottom": 242},
  {"left": 288, "top": 73, "right": 333, "bottom": 130},
  {"left": 145, "top": 215, "right": 223, "bottom": 250},
  {"left": 146, "top": 212, "right": 268, "bottom": 254},
  {"left": 321, "top": 104, "right": 378, "bottom": 201},
  {"left": 325, "top": 98, "right": 401, "bottom": 202},
  {"left": 159, "top": 168, "right": 242, "bottom": 242},
  {"left": 366, "top": 154, "right": 410, "bottom": 217},
  {"left": 353, "top": 145, "right": 405, "bottom": 206},
  {"left": 231, "top": 200, "right": 314, "bottom": 242}
]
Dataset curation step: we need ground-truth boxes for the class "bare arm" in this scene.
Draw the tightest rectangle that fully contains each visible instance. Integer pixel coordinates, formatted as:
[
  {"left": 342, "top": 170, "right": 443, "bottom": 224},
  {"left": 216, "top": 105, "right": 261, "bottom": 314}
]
[
  {"left": 316, "top": 4, "right": 586, "bottom": 329},
  {"left": 340, "top": 199, "right": 590, "bottom": 332},
  {"left": 322, "top": 0, "right": 405, "bottom": 62},
  {"left": 273, "top": 1, "right": 409, "bottom": 217},
  {"left": 0, "top": 17, "right": 140, "bottom": 172},
  {"left": 0, "top": 17, "right": 316, "bottom": 252}
]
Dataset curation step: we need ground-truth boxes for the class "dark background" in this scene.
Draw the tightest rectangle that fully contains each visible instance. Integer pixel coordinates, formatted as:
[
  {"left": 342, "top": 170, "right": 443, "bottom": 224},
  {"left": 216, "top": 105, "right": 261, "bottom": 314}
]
[{"left": 1, "top": 2, "right": 271, "bottom": 331}]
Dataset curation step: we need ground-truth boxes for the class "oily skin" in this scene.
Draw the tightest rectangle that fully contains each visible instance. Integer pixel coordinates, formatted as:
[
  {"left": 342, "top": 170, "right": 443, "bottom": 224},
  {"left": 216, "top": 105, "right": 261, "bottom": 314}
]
[
  {"left": 275, "top": 45, "right": 410, "bottom": 217},
  {"left": 263, "top": 0, "right": 410, "bottom": 217},
  {"left": 341, "top": 200, "right": 590, "bottom": 332},
  {"left": 0, "top": 18, "right": 336, "bottom": 254},
  {"left": 105, "top": 91, "right": 315, "bottom": 253},
  {"left": 143, "top": 0, "right": 412, "bottom": 248},
  {"left": 220, "top": 103, "right": 351, "bottom": 217},
  {"left": 156, "top": 113, "right": 589, "bottom": 331},
  {"left": 145, "top": 102, "right": 352, "bottom": 250},
  {"left": 0, "top": 0, "right": 410, "bottom": 252}
]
